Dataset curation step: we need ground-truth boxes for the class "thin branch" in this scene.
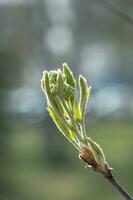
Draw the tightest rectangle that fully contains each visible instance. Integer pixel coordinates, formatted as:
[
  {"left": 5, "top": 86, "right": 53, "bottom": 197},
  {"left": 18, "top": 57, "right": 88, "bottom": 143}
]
[
  {"left": 80, "top": 155, "right": 133, "bottom": 200},
  {"left": 99, "top": 0, "right": 133, "bottom": 27},
  {"left": 105, "top": 171, "right": 133, "bottom": 200}
]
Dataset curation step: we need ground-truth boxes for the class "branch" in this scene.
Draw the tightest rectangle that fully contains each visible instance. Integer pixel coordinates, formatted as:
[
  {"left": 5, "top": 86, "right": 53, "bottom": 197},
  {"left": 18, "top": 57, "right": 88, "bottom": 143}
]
[
  {"left": 105, "top": 171, "right": 133, "bottom": 200},
  {"left": 99, "top": 0, "right": 133, "bottom": 27}
]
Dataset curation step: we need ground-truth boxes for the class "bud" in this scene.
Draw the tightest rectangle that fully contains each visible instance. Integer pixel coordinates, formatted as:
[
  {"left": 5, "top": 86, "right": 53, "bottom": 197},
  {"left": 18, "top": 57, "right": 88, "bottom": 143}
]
[
  {"left": 79, "top": 138, "right": 110, "bottom": 175},
  {"left": 41, "top": 63, "right": 111, "bottom": 177},
  {"left": 63, "top": 63, "right": 76, "bottom": 89}
]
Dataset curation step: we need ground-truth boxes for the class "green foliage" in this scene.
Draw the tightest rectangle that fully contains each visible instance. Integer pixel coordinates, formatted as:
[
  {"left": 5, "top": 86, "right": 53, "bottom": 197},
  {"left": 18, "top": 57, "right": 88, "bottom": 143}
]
[{"left": 41, "top": 63, "right": 111, "bottom": 175}]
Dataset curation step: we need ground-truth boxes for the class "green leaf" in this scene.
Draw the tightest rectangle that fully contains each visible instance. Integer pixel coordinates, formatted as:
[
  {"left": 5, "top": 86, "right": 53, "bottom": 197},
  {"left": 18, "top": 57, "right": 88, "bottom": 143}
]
[
  {"left": 41, "top": 71, "right": 48, "bottom": 93},
  {"left": 54, "top": 96, "right": 64, "bottom": 116},
  {"left": 49, "top": 70, "right": 58, "bottom": 86},
  {"left": 69, "top": 130, "right": 75, "bottom": 140},
  {"left": 41, "top": 71, "right": 61, "bottom": 116},
  {"left": 64, "top": 84, "right": 75, "bottom": 102},
  {"left": 63, "top": 63, "right": 76, "bottom": 89},
  {"left": 48, "top": 106, "right": 75, "bottom": 141},
  {"left": 41, "top": 71, "right": 52, "bottom": 101},
  {"left": 73, "top": 97, "right": 81, "bottom": 120},
  {"left": 79, "top": 75, "right": 91, "bottom": 119},
  {"left": 57, "top": 69, "right": 64, "bottom": 99}
]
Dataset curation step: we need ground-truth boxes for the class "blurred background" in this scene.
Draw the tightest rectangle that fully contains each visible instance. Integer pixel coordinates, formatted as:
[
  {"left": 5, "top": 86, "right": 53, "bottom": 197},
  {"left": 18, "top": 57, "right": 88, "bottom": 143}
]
[{"left": 0, "top": 0, "right": 133, "bottom": 199}]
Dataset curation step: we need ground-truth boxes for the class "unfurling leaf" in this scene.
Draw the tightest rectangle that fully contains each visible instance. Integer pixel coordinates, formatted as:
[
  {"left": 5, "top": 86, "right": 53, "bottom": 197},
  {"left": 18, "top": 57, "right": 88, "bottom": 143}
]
[
  {"left": 48, "top": 106, "right": 75, "bottom": 140},
  {"left": 79, "top": 75, "right": 91, "bottom": 119},
  {"left": 63, "top": 63, "right": 76, "bottom": 89}
]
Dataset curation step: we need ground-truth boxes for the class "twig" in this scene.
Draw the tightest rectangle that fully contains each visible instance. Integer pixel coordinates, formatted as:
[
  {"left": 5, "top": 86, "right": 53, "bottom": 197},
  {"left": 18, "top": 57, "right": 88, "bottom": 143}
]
[
  {"left": 80, "top": 155, "right": 133, "bottom": 200},
  {"left": 105, "top": 171, "right": 133, "bottom": 200},
  {"left": 99, "top": 0, "right": 133, "bottom": 27}
]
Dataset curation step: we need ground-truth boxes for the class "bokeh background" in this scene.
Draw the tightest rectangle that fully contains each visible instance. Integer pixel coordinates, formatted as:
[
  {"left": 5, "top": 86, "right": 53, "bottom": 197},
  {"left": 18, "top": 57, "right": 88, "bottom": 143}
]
[{"left": 0, "top": 0, "right": 133, "bottom": 200}]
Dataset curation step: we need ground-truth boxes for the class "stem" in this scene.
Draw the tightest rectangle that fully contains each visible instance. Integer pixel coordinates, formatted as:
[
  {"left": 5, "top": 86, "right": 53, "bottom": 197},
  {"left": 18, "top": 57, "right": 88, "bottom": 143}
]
[{"left": 105, "top": 172, "right": 133, "bottom": 200}]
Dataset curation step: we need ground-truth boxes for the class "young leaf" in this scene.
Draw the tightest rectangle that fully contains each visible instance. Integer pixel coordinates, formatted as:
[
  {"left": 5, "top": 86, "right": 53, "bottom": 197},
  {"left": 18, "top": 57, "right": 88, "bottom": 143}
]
[
  {"left": 41, "top": 71, "right": 61, "bottom": 116},
  {"left": 63, "top": 63, "right": 76, "bottom": 89},
  {"left": 57, "top": 69, "right": 64, "bottom": 99},
  {"left": 79, "top": 75, "right": 91, "bottom": 119},
  {"left": 48, "top": 106, "right": 75, "bottom": 141}
]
